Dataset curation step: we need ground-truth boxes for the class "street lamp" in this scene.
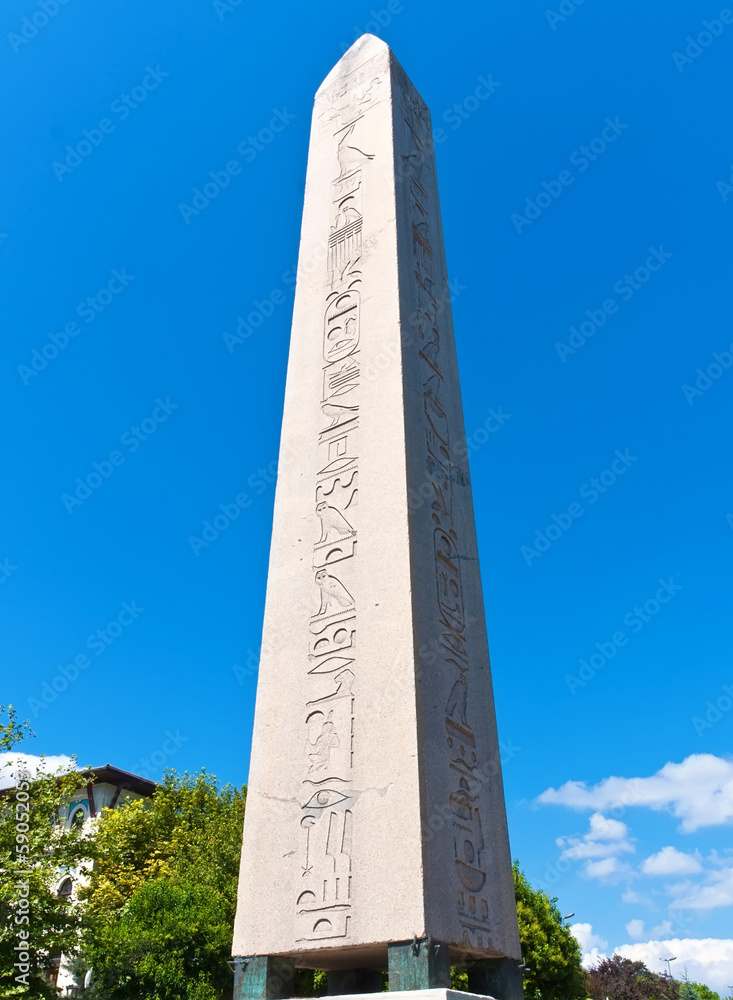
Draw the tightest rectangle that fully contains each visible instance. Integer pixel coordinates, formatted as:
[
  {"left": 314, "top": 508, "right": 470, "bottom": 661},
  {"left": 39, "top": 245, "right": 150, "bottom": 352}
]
[
  {"left": 659, "top": 956, "right": 677, "bottom": 979},
  {"left": 561, "top": 913, "right": 575, "bottom": 923}
]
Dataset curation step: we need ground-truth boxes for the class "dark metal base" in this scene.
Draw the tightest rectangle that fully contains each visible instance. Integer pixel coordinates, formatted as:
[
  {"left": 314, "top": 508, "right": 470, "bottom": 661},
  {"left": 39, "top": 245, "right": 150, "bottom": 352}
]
[
  {"left": 387, "top": 938, "right": 451, "bottom": 991},
  {"left": 232, "top": 956, "right": 296, "bottom": 1000},
  {"left": 328, "top": 968, "right": 384, "bottom": 994},
  {"left": 232, "top": 948, "right": 523, "bottom": 999},
  {"left": 467, "top": 957, "right": 524, "bottom": 1000}
]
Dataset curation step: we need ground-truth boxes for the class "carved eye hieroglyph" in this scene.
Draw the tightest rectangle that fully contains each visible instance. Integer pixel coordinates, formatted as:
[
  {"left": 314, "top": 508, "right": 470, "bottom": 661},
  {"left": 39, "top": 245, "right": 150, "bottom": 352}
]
[{"left": 303, "top": 788, "right": 349, "bottom": 810}]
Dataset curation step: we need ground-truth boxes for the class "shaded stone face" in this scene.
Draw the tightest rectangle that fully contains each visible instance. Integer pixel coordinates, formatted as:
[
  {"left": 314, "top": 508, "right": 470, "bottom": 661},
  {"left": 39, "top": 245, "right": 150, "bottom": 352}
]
[{"left": 233, "top": 34, "right": 521, "bottom": 973}]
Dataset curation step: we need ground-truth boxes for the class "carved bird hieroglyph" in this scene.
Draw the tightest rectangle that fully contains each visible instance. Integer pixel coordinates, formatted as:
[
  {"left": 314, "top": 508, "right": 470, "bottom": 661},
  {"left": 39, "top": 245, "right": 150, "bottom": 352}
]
[
  {"left": 321, "top": 400, "right": 358, "bottom": 427},
  {"left": 446, "top": 674, "right": 468, "bottom": 727},
  {"left": 315, "top": 569, "right": 354, "bottom": 616},
  {"left": 316, "top": 501, "right": 355, "bottom": 543},
  {"left": 337, "top": 123, "right": 374, "bottom": 178}
]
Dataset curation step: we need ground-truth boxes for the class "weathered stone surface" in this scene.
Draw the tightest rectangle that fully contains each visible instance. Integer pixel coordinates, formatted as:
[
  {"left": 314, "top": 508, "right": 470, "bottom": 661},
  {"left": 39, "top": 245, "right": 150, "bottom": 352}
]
[{"left": 233, "top": 34, "right": 521, "bottom": 975}]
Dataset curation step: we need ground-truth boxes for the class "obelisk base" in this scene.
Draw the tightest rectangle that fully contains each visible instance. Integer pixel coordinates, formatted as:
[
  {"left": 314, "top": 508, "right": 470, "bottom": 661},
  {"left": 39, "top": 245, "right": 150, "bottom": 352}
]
[
  {"left": 233, "top": 958, "right": 522, "bottom": 1000},
  {"left": 235, "top": 992, "right": 498, "bottom": 1000},
  {"left": 317, "top": 992, "right": 496, "bottom": 1000},
  {"left": 232, "top": 957, "right": 296, "bottom": 1000},
  {"left": 466, "top": 960, "right": 524, "bottom": 1000}
]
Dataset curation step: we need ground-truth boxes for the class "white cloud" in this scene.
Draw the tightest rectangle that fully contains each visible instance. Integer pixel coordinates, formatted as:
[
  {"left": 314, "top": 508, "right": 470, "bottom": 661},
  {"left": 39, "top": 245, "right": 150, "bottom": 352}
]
[
  {"left": 572, "top": 922, "right": 609, "bottom": 952},
  {"left": 651, "top": 920, "right": 673, "bottom": 937},
  {"left": 559, "top": 837, "right": 634, "bottom": 861},
  {"left": 588, "top": 812, "right": 630, "bottom": 841},
  {"left": 671, "top": 865, "right": 733, "bottom": 911},
  {"left": 580, "top": 946, "right": 608, "bottom": 970},
  {"left": 584, "top": 856, "right": 634, "bottom": 881},
  {"left": 572, "top": 923, "right": 609, "bottom": 967},
  {"left": 642, "top": 846, "right": 704, "bottom": 876},
  {"left": 537, "top": 754, "right": 733, "bottom": 832},
  {"left": 574, "top": 926, "right": 733, "bottom": 990},
  {"left": 557, "top": 812, "right": 635, "bottom": 876},
  {"left": 616, "top": 938, "right": 733, "bottom": 993},
  {"left": 622, "top": 889, "right": 654, "bottom": 905},
  {"left": 0, "top": 752, "right": 76, "bottom": 789}
]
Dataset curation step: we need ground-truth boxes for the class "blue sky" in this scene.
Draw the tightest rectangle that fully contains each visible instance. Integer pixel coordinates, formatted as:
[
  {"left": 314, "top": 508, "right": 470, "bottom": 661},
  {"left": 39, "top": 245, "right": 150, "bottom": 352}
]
[{"left": 2, "top": 0, "right": 732, "bottom": 990}]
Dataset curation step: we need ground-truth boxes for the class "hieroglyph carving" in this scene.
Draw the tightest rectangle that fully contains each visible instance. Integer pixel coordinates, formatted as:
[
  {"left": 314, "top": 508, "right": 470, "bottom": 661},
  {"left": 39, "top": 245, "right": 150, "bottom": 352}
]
[
  {"left": 399, "top": 91, "right": 493, "bottom": 952},
  {"left": 297, "top": 78, "right": 378, "bottom": 944}
]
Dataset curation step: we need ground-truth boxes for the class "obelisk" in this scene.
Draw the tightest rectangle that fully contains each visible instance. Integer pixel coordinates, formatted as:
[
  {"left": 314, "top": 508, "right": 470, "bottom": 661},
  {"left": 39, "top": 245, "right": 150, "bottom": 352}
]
[{"left": 233, "top": 35, "right": 522, "bottom": 1000}]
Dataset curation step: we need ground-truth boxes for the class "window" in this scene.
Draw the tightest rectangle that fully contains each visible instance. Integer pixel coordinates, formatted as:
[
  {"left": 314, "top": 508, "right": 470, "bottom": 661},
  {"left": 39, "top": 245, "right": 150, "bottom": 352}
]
[
  {"left": 58, "top": 878, "right": 73, "bottom": 901},
  {"left": 70, "top": 808, "right": 85, "bottom": 829}
]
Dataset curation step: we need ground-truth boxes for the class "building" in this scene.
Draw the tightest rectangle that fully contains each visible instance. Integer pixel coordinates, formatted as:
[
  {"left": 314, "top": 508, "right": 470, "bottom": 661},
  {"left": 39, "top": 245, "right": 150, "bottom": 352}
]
[{"left": 4, "top": 763, "right": 156, "bottom": 995}]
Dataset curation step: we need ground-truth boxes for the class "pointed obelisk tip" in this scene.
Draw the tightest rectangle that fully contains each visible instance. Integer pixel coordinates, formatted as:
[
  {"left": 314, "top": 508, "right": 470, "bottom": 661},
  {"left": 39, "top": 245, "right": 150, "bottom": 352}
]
[{"left": 317, "top": 34, "right": 391, "bottom": 93}]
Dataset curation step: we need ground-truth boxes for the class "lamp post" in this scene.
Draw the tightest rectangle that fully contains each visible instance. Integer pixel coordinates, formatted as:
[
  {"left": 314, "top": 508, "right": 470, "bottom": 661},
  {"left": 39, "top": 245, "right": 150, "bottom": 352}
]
[
  {"left": 660, "top": 956, "right": 677, "bottom": 979},
  {"left": 561, "top": 913, "right": 575, "bottom": 924}
]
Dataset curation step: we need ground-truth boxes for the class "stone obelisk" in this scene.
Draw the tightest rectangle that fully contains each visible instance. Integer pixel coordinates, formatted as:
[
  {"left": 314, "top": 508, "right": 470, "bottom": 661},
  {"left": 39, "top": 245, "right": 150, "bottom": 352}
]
[{"left": 233, "top": 35, "right": 521, "bottom": 1000}]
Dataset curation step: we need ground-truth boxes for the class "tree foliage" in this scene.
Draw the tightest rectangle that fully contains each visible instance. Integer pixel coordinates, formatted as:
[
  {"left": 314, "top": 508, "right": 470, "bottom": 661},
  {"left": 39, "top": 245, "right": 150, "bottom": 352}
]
[
  {"left": 79, "top": 770, "right": 246, "bottom": 1000},
  {"left": 0, "top": 703, "right": 35, "bottom": 753},
  {"left": 679, "top": 969, "right": 721, "bottom": 1000},
  {"left": 513, "top": 862, "right": 586, "bottom": 1000},
  {"left": 587, "top": 955, "right": 680, "bottom": 1000},
  {"left": 0, "top": 705, "right": 89, "bottom": 998}
]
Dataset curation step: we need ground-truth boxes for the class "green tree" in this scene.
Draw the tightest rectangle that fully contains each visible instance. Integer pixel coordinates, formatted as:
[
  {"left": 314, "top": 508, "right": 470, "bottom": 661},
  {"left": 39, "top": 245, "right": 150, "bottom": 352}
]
[
  {"left": 679, "top": 969, "right": 720, "bottom": 1000},
  {"left": 79, "top": 770, "right": 246, "bottom": 1000},
  {"left": 512, "top": 862, "right": 586, "bottom": 1000},
  {"left": 587, "top": 955, "right": 680, "bottom": 1000},
  {"left": 0, "top": 705, "right": 90, "bottom": 999},
  {"left": 0, "top": 703, "right": 35, "bottom": 753}
]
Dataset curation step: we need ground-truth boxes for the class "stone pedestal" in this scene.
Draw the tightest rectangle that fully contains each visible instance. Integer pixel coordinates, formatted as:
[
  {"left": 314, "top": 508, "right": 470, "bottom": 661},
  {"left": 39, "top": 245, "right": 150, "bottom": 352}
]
[{"left": 233, "top": 32, "right": 521, "bottom": 998}]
